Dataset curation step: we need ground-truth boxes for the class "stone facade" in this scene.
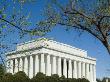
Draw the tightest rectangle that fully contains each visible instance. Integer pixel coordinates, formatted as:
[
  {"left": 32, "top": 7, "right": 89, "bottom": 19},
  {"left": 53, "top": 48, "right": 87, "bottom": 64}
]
[{"left": 6, "top": 38, "right": 96, "bottom": 82}]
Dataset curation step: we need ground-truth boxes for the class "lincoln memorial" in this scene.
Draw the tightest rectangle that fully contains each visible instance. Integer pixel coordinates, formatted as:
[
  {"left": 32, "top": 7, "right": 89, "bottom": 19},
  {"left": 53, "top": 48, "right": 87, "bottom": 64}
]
[{"left": 6, "top": 38, "right": 96, "bottom": 82}]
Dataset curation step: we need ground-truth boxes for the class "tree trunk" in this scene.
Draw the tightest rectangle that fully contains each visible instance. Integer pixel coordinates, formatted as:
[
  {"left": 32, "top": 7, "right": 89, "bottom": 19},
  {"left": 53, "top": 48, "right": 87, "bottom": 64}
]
[{"left": 102, "top": 40, "right": 110, "bottom": 55}]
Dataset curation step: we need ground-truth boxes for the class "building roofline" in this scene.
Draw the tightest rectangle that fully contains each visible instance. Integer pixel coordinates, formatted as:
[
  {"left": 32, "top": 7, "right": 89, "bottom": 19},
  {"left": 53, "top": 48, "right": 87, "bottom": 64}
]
[
  {"left": 6, "top": 46, "right": 96, "bottom": 61},
  {"left": 17, "top": 38, "right": 87, "bottom": 53}
]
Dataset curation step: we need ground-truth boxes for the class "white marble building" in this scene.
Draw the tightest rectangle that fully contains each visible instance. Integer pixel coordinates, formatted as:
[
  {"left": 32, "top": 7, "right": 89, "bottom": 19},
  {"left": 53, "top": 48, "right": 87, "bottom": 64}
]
[{"left": 6, "top": 38, "right": 96, "bottom": 82}]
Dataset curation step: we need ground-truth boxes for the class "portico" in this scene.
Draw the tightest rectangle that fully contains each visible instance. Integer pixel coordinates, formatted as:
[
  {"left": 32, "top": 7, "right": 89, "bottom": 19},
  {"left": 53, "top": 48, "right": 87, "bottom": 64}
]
[{"left": 6, "top": 38, "right": 96, "bottom": 82}]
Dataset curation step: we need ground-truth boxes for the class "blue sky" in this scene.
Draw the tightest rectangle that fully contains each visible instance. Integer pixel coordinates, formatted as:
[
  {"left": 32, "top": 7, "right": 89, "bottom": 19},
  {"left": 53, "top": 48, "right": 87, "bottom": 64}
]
[{"left": 1, "top": 0, "right": 110, "bottom": 79}]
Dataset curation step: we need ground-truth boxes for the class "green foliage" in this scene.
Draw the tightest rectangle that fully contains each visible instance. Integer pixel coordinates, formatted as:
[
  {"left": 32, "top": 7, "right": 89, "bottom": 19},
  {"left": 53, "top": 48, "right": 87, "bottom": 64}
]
[
  {"left": 97, "top": 78, "right": 110, "bottom": 82},
  {"left": 71, "top": 78, "right": 77, "bottom": 82},
  {"left": 0, "top": 64, "right": 5, "bottom": 78},
  {"left": 45, "top": 74, "right": 89, "bottom": 82},
  {"left": 37, "top": 0, "right": 110, "bottom": 54},
  {"left": 31, "top": 72, "right": 46, "bottom": 82},
  {"left": 0, "top": 0, "right": 38, "bottom": 66},
  {"left": 50, "top": 74, "right": 60, "bottom": 82},
  {"left": 97, "top": 78, "right": 102, "bottom": 82},
  {"left": 1, "top": 73, "right": 14, "bottom": 82},
  {"left": 13, "top": 71, "right": 30, "bottom": 82},
  {"left": 60, "top": 75, "right": 66, "bottom": 82},
  {"left": 0, "top": 71, "right": 91, "bottom": 82},
  {"left": 81, "top": 78, "right": 90, "bottom": 82},
  {"left": 102, "top": 77, "right": 110, "bottom": 82},
  {"left": 45, "top": 76, "right": 51, "bottom": 82}
]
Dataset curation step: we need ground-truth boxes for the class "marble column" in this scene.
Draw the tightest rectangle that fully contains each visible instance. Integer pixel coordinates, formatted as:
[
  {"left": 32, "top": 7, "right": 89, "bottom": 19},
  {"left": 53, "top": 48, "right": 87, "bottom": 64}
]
[
  {"left": 73, "top": 60, "right": 77, "bottom": 78},
  {"left": 14, "top": 58, "right": 18, "bottom": 73},
  {"left": 52, "top": 56, "right": 56, "bottom": 74},
  {"left": 17, "top": 59, "right": 20, "bottom": 71},
  {"left": 35, "top": 55, "right": 39, "bottom": 75},
  {"left": 10, "top": 59, "right": 13, "bottom": 74},
  {"left": 63, "top": 58, "right": 67, "bottom": 78},
  {"left": 46, "top": 54, "right": 51, "bottom": 76},
  {"left": 19, "top": 58, "right": 23, "bottom": 71},
  {"left": 58, "top": 57, "right": 61, "bottom": 77},
  {"left": 90, "top": 64, "right": 93, "bottom": 82},
  {"left": 6, "top": 60, "right": 10, "bottom": 73},
  {"left": 78, "top": 61, "right": 81, "bottom": 78},
  {"left": 29, "top": 56, "right": 33, "bottom": 78},
  {"left": 41, "top": 54, "right": 45, "bottom": 74},
  {"left": 82, "top": 62, "right": 85, "bottom": 78},
  {"left": 22, "top": 58, "right": 25, "bottom": 71},
  {"left": 24, "top": 57, "right": 28, "bottom": 75},
  {"left": 93, "top": 65, "right": 96, "bottom": 82},
  {"left": 68, "top": 60, "right": 72, "bottom": 78},
  {"left": 86, "top": 63, "right": 89, "bottom": 80}
]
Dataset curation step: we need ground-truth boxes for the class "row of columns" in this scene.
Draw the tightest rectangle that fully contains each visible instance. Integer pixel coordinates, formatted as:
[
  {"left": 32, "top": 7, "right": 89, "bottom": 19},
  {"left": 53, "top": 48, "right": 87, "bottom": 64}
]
[{"left": 6, "top": 54, "right": 96, "bottom": 82}]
